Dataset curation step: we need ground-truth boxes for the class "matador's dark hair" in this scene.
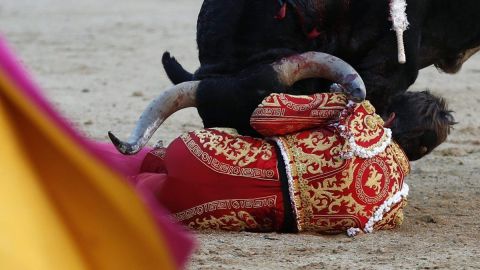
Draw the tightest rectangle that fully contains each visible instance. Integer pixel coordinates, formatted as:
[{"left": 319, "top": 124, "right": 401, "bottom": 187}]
[{"left": 386, "top": 91, "right": 456, "bottom": 161}]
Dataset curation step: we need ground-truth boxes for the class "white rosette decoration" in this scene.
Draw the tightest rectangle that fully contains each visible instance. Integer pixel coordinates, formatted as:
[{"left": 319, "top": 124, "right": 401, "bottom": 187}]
[
  {"left": 334, "top": 101, "right": 393, "bottom": 160},
  {"left": 390, "top": 0, "right": 409, "bottom": 64}
]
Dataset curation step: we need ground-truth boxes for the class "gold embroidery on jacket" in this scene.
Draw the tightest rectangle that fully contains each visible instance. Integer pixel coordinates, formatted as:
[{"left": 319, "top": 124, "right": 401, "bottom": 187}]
[
  {"left": 174, "top": 195, "right": 277, "bottom": 222},
  {"left": 189, "top": 211, "right": 274, "bottom": 231},
  {"left": 373, "top": 199, "right": 407, "bottom": 230},
  {"left": 365, "top": 167, "right": 383, "bottom": 193},
  {"left": 313, "top": 216, "right": 361, "bottom": 234},
  {"left": 194, "top": 129, "right": 274, "bottom": 167},
  {"left": 277, "top": 104, "right": 409, "bottom": 232},
  {"left": 389, "top": 142, "right": 411, "bottom": 175},
  {"left": 181, "top": 131, "right": 278, "bottom": 180},
  {"left": 350, "top": 112, "right": 384, "bottom": 143}
]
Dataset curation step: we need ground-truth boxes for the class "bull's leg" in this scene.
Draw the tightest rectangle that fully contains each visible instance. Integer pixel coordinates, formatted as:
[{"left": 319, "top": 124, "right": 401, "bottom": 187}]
[
  {"left": 195, "top": 0, "right": 245, "bottom": 78},
  {"left": 196, "top": 65, "right": 285, "bottom": 136}
]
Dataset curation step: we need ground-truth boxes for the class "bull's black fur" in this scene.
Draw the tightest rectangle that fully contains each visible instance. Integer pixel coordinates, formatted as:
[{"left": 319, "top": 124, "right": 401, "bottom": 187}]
[
  {"left": 196, "top": 64, "right": 285, "bottom": 136},
  {"left": 163, "top": 0, "right": 477, "bottom": 136}
]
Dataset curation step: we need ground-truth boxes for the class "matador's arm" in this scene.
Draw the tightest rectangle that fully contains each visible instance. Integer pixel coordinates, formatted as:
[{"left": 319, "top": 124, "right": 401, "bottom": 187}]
[{"left": 250, "top": 93, "right": 348, "bottom": 137}]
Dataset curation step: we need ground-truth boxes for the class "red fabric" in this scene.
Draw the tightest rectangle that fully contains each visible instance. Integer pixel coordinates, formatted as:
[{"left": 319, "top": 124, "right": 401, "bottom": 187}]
[
  {"left": 136, "top": 129, "right": 286, "bottom": 232},
  {"left": 251, "top": 93, "right": 347, "bottom": 137}
]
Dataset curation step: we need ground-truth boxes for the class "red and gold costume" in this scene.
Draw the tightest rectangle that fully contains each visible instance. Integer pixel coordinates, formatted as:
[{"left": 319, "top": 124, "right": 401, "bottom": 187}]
[{"left": 135, "top": 93, "right": 411, "bottom": 236}]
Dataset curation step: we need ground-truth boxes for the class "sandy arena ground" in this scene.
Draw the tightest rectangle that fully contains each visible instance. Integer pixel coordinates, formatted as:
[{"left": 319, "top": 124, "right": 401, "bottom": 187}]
[{"left": 1, "top": 0, "right": 479, "bottom": 269}]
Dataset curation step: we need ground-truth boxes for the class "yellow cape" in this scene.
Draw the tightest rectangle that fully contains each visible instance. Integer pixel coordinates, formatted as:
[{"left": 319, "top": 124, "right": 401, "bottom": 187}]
[{"left": 0, "top": 39, "right": 191, "bottom": 270}]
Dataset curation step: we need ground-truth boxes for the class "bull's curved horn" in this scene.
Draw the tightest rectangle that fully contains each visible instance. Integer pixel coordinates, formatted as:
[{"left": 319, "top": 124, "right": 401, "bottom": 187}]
[
  {"left": 108, "top": 81, "right": 200, "bottom": 155},
  {"left": 272, "top": 51, "right": 366, "bottom": 102}
]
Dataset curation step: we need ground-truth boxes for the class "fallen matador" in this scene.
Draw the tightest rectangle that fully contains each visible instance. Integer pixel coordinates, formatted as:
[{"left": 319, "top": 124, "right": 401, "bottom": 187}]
[
  {"left": 108, "top": 52, "right": 454, "bottom": 236},
  {"left": 111, "top": 92, "right": 453, "bottom": 236}
]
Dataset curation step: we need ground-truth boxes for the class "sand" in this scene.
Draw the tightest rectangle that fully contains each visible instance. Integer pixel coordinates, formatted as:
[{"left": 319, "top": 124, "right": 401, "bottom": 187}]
[{"left": 1, "top": 0, "right": 479, "bottom": 269}]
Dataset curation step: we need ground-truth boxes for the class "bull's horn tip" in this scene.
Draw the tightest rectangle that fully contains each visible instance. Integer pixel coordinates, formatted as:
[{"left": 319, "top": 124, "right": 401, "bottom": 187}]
[
  {"left": 108, "top": 131, "right": 121, "bottom": 146},
  {"left": 108, "top": 131, "right": 139, "bottom": 155}
]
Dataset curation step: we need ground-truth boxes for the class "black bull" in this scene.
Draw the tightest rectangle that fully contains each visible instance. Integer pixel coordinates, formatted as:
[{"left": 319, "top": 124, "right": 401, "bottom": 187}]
[{"left": 162, "top": 0, "right": 480, "bottom": 136}]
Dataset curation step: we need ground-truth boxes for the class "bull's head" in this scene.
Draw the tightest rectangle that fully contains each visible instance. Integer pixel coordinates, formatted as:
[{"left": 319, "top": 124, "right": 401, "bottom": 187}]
[{"left": 108, "top": 51, "right": 366, "bottom": 155}]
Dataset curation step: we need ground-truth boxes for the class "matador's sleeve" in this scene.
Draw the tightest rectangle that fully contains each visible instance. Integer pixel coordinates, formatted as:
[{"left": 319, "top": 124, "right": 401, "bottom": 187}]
[{"left": 250, "top": 93, "right": 348, "bottom": 137}]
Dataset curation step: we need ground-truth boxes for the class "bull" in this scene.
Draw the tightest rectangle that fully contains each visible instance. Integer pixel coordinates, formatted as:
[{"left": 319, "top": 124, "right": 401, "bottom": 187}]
[{"left": 161, "top": 0, "right": 478, "bottom": 132}]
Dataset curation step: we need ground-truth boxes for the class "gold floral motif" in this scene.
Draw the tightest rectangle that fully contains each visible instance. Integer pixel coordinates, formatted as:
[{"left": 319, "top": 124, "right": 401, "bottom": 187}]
[
  {"left": 194, "top": 129, "right": 274, "bottom": 167},
  {"left": 364, "top": 115, "right": 377, "bottom": 129},
  {"left": 181, "top": 132, "right": 277, "bottom": 180},
  {"left": 306, "top": 172, "right": 352, "bottom": 214},
  {"left": 293, "top": 148, "right": 339, "bottom": 176},
  {"left": 373, "top": 200, "right": 407, "bottom": 230},
  {"left": 365, "top": 167, "right": 383, "bottom": 193},
  {"left": 297, "top": 131, "right": 338, "bottom": 153},
  {"left": 361, "top": 101, "right": 376, "bottom": 114},
  {"left": 382, "top": 149, "right": 401, "bottom": 197},
  {"left": 188, "top": 211, "right": 273, "bottom": 231},
  {"left": 342, "top": 194, "right": 369, "bottom": 217},
  {"left": 381, "top": 144, "right": 409, "bottom": 199},
  {"left": 394, "top": 200, "right": 407, "bottom": 225},
  {"left": 389, "top": 142, "right": 411, "bottom": 175},
  {"left": 364, "top": 114, "right": 385, "bottom": 129},
  {"left": 309, "top": 216, "right": 361, "bottom": 233},
  {"left": 327, "top": 93, "right": 348, "bottom": 106},
  {"left": 318, "top": 166, "right": 368, "bottom": 218},
  {"left": 350, "top": 112, "right": 384, "bottom": 143}
]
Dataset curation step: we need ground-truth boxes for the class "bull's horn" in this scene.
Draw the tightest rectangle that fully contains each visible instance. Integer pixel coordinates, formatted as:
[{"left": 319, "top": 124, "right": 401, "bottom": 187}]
[
  {"left": 272, "top": 51, "right": 366, "bottom": 102},
  {"left": 108, "top": 81, "right": 200, "bottom": 155}
]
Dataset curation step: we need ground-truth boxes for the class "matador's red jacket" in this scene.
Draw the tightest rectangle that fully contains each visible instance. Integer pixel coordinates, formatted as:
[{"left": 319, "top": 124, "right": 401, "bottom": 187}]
[{"left": 139, "top": 93, "right": 410, "bottom": 235}]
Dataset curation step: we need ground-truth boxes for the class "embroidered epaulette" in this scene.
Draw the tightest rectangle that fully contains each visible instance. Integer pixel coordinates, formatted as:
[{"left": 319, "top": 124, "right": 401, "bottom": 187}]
[{"left": 335, "top": 101, "right": 393, "bottom": 159}]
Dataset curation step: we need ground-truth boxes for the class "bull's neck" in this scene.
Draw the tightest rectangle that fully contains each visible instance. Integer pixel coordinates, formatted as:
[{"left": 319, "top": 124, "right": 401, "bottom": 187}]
[{"left": 424, "top": 0, "right": 480, "bottom": 53}]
